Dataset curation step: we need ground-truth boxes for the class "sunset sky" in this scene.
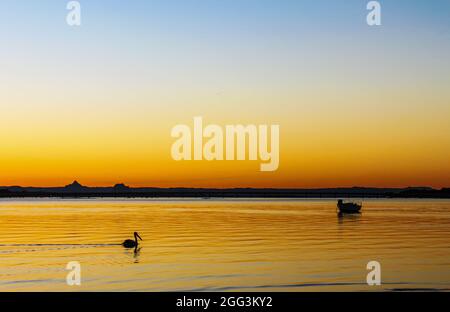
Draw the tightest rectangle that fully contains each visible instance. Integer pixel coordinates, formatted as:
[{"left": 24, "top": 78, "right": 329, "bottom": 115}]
[{"left": 1, "top": 0, "right": 449, "bottom": 188}]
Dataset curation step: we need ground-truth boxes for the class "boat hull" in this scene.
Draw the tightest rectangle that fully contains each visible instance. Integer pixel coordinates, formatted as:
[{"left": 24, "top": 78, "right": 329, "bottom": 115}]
[{"left": 337, "top": 202, "right": 362, "bottom": 214}]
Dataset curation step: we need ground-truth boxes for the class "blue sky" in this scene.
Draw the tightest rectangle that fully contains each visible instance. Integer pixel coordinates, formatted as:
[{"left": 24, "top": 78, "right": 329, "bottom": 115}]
[{"left": 2, "top": 0, "right": 449, "bottom": 89}]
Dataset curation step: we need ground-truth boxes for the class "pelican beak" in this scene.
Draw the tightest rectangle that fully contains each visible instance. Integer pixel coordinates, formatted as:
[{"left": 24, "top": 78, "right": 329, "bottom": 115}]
[{"left": 137, "top": 233, "right": 143, "bottom": 241}]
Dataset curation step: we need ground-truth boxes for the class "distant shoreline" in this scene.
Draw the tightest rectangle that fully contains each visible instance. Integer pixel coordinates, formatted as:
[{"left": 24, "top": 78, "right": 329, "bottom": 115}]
[{"left": 1, "top": 182, "right": 449, "bottom": 199}]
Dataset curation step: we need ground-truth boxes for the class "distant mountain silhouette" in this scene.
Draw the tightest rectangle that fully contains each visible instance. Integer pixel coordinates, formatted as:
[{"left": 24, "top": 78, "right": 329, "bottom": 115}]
[
  {"left": 64, "top": 181, "right": 86, "bottom": 191},
  {"left": 114, "top": 183, "right": 130, "bottom": 191},
  {"left": 0, "top": 182, "right": 449, "bottom": 198}
]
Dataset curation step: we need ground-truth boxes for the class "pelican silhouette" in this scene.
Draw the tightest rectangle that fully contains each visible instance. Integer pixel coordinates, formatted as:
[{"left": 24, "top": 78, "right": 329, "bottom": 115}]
[{"left": 122, "top": 232, "right": 142, "bottom": 248}]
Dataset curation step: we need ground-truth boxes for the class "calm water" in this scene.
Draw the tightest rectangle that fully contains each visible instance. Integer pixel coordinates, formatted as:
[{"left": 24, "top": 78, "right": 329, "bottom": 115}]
[{"left": 0, "top": 199, "right": 449, "bottom": 292}]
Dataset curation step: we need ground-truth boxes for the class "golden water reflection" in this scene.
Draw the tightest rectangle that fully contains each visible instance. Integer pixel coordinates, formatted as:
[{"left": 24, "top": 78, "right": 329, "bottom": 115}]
[{"left": 0, "top": 199, "right": 449, "bottom": 291}]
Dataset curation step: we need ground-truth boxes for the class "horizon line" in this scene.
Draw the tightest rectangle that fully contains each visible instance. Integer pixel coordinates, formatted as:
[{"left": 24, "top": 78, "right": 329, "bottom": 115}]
[{"left": 1, "top": 181, "right": 448, "bottom": 191}]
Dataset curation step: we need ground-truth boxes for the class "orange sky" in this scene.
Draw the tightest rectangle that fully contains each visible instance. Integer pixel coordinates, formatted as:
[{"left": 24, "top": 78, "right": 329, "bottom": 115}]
[{"left": 1, "top": 2, "right": 449, "bottom": 188}]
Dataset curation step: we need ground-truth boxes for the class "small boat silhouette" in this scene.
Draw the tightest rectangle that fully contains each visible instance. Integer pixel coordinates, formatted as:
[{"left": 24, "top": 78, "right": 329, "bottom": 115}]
[
  {"left": 337, "top": 199, "right": 362, "bottom": 214},
  {"left": 122, "top": 232, "right": 143, "bottom": 248}
]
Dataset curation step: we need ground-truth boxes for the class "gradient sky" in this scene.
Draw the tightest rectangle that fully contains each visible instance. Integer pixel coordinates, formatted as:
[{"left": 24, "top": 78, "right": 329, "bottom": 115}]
[{"left": 1, "top": 0, "right": 449, "bottom": 188}]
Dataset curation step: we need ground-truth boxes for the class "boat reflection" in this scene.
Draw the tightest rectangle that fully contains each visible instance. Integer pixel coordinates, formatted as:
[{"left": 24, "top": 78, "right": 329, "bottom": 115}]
[{"left": 337, "top": 212, "right": 362, "bottom": 225}]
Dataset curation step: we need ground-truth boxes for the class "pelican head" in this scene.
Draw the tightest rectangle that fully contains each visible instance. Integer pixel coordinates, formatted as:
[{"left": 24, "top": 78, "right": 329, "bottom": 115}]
[{"left": 134, "top": 232, "right": 143, "bottom": 241}]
